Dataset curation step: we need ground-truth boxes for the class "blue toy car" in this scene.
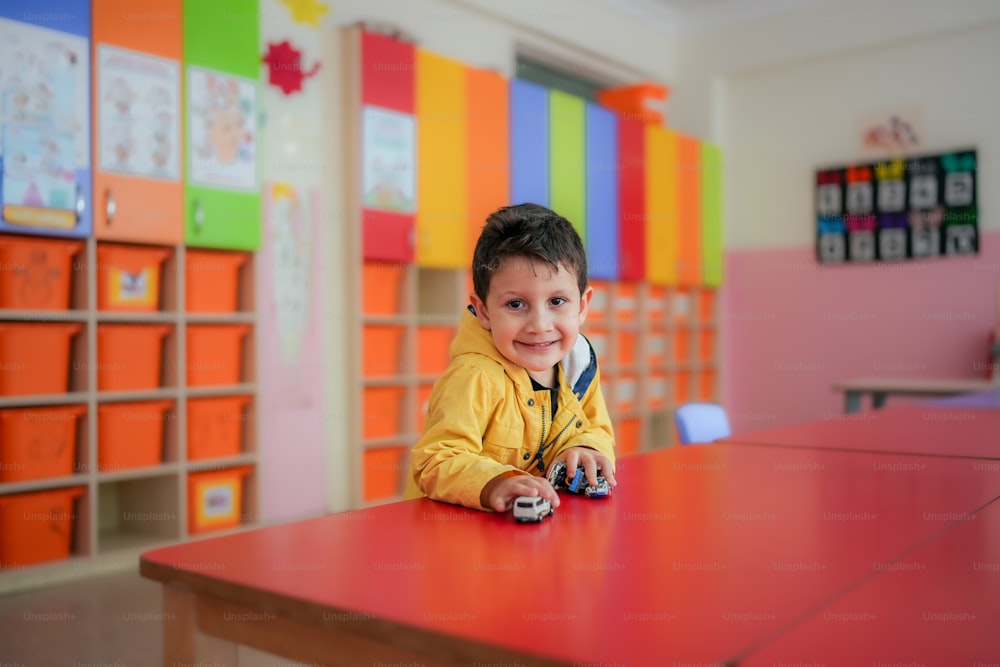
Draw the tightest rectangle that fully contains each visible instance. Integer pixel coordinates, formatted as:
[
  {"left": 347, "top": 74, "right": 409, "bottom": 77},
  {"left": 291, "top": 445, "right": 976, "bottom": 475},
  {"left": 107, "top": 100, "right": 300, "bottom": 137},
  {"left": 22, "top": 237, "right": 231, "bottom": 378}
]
[{"left": 547, "top": 461, "right": 612, "bottom": 498}]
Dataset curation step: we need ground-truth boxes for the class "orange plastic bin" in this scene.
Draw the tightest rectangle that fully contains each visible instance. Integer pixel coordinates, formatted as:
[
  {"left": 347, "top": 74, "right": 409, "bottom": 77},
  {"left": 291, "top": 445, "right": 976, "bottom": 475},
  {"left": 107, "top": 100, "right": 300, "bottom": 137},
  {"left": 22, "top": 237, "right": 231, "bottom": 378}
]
[
  {"left": 363, "top": 325, "right": 406, "bottom": 377},
  {"left": 0, "top": 235, "right": 82, "bottom": 310},
  {"left": 185, "top": 249, "right": 248, "bottom": 312},
  {"left": 188, "top": 465, "right": 253, "bottom": 535},
  {"left": 97, "top": 324, "right": 171, "bottom": 391},
  {"left": 364, "top": 447, "right": 407, "bottom": 502},
  {"left": 187, "top": 395, "right": 251, "bottom": 461},
  {"left": 0, "top": 322, "right": 82, "bottom": 396},
  {"left": 97, "top": 400, "right": 172, "bottom": 472},
  {"left": 417, "top": 326, "right": 453, "bottom": 376},
  {"left": 362, "top": 262, "right": 406, "bottom": 315},
  {"left": 0, "top": 405, "right": 86, "bottom": 482},
  {"left": 96, "top": 243, "right": 170, "bottom": 311},
  {"left": 0, "top": 486, "right": 84, "bottom": 567},
  {"left": 186, "top": 325, "right": 250, "bottom": 386},
  {"left": 363, "top": 386, "right": 405, "bottom": 439}
]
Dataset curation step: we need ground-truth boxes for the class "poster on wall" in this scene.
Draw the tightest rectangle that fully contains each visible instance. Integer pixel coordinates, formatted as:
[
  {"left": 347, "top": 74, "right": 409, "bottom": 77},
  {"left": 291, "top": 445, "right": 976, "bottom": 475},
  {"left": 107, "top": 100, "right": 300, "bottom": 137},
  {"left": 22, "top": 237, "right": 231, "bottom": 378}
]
[
  {"left": 97, "top": 45, "right": 180, "bottom": 181},
  {"left": 362, "top": 105, "right": 415, "bottom": 213},
  {"left": 187, "top": 66, "right": 258, "bottom": 191},
  {"left": 815, "top": 148, "right": 977, "bottom": 264},
  {"left": 0, "top": 17, "right": 88, "bottom": 229}
]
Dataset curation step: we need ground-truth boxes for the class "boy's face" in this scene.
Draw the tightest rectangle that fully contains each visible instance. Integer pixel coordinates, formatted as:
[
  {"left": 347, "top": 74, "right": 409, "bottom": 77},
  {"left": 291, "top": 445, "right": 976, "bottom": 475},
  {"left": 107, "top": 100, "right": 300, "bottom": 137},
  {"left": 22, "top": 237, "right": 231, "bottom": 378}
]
[{"left": 469, "top": 256, "right": 592, "bottom": 387}]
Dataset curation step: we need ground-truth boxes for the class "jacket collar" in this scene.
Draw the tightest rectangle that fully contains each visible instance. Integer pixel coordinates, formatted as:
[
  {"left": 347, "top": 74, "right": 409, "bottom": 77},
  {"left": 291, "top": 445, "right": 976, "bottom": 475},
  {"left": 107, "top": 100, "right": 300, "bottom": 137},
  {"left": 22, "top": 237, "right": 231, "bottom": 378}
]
[{"left": 453, "top": 305, "right": 597, "bottom": 398}]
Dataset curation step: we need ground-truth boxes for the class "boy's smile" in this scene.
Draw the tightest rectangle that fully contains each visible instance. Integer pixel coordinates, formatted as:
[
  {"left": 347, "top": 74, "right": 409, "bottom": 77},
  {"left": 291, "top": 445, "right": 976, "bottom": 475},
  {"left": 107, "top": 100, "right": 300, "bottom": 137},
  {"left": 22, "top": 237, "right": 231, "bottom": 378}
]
[{"left": 470, "top": 256, "right": 592, "bottom": 387}]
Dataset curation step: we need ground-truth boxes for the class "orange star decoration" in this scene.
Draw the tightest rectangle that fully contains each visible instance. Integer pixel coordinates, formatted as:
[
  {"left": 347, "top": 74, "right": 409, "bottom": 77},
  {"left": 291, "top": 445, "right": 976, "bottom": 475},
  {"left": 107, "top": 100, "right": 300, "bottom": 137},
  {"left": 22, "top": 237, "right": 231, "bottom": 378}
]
[
  {"left": 262, "top": 41, "right": 321, "bottom": 95},
  {"left": 277, "top": 0, "right": 329, "bottom": 28}
]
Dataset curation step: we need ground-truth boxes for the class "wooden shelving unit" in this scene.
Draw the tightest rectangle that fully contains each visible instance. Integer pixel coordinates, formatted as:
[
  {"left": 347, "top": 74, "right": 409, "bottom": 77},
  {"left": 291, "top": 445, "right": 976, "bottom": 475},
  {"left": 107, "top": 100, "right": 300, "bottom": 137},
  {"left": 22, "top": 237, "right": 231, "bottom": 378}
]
[{"left": 0, "top": 237, "right": 259, "bottom": 594}]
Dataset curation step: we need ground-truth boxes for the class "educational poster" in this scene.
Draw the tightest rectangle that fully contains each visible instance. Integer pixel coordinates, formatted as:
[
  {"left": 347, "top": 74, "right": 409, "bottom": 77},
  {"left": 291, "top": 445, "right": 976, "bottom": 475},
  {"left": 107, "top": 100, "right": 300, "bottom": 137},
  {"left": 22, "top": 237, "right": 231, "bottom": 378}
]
[
  {"left": 97, "top": 45, "right": 180, "bottom": 181},
  {"left": 362, "top": 105, "right": 416, "bottom": 213},
  {"left": 0, "top": 17, "right": 88, "bottom": 228},
  {"left": 187, "top": 67, "right": 257, "bottom": 191},
  {"left": 268, "top": 182, "right": 314, "bottom": 362},
  {"left": 815, "top": 149, "right": 977, "bottom": 264}
]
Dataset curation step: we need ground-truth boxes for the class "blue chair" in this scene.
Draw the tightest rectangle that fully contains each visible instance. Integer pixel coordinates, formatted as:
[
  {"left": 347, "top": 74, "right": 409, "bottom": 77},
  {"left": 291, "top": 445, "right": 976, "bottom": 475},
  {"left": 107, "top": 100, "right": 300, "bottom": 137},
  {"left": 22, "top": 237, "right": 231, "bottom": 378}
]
[{"left": 675, "top": 402, "right": 732, "bottom": 445}]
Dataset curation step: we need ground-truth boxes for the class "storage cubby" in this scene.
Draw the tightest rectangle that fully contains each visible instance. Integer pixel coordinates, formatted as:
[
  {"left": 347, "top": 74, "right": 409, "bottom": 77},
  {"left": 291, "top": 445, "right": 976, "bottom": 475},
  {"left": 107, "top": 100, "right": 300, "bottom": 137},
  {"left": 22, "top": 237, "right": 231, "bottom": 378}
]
[
  {"left": 0, "top": 234, "right": 258, "bottom": 593},
  {"left": 97, "top": 474, "right": 181, "bottom": 551}
]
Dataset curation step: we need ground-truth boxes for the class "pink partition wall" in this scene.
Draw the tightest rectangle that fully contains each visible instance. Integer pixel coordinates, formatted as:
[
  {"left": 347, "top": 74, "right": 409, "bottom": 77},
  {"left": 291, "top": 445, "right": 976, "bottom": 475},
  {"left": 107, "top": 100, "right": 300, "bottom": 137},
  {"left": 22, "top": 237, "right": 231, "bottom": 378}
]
[
  {"left": 258, "top": 184, "right": 327, "bottom": 521},
  {"left": 724, "top": 230, "right": 1000, "bottom": 432}
]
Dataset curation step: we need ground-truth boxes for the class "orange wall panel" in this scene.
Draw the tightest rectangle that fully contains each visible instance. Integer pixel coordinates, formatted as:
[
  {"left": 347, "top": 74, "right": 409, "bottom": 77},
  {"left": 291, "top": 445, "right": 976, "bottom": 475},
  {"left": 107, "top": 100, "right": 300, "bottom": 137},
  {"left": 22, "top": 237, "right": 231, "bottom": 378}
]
[{"left": 465, "top": 67, "right": 509, "bottom": 264}]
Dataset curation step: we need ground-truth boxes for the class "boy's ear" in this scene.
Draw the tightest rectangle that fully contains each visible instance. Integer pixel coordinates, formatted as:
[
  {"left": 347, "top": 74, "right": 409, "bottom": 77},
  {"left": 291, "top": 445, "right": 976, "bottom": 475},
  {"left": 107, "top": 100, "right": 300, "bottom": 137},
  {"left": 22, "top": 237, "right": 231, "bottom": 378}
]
[
  {"left": 577, "top": 285, "right": 593, "bottom": 325},
  {"left": 469, "top": 293, "right": 491, "bottom": 330}
]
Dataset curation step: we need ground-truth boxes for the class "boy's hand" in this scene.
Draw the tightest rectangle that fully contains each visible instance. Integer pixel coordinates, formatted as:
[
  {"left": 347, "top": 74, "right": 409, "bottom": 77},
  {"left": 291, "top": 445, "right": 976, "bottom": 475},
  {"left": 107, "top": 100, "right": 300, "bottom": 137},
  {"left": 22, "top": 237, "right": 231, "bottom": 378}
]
[
  {"left": 555, "top": 447, "right": 618, "bottom": 489},
  {"left": 482, "top": 474, "right": 560, "bottom": 513}
]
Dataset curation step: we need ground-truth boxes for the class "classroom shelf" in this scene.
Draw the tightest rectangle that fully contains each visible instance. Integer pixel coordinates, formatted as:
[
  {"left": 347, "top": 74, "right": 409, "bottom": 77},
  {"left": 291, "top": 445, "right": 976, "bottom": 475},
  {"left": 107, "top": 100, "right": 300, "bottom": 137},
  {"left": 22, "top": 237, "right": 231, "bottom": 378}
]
[{"left": 0, "top": 238, "right": 259, "bottom": 593}]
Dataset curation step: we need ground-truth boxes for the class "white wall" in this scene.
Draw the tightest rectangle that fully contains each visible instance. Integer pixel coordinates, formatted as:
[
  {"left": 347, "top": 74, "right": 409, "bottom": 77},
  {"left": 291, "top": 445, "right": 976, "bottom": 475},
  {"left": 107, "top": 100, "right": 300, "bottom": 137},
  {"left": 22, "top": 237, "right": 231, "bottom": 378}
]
[{"left": 722, "top": 19, "right": 1000, "bottom": 249}]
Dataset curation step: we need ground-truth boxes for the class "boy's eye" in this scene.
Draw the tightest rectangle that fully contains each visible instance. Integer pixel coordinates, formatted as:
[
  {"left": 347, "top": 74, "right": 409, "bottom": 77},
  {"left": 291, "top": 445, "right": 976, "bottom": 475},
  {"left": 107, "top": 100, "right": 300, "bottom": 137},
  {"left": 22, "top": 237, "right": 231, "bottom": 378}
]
[
  {"left": 505, "top": 299, "right": 524, "bottom": 310},
  {"left": 550, "top": 297, "right": 568, "bottom": 306}
]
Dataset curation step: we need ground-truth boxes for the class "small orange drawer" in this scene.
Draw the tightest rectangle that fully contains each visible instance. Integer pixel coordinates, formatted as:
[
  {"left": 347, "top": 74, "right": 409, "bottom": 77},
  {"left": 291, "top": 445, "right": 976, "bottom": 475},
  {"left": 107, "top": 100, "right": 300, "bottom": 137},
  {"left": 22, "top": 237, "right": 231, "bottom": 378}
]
[
  {"left": 0, "top": 235, "right": 82, "bottom": 310},
  {"left": 0, "top": 323, "right": 82, "bottom": 396},
  {"left": 187, "top": 395, "right": 251, "bottom": 461},
  {"left": 185, "top": 249, "right": 248, "bottom": 312},
  {"left": 363, "top": 386, "right": 406, "bottom": 439},
  {"left": 0, "top": 405, "right": 85, "bottom": 482},
  {"left": 363, "top": 325, "right": 406, "bottom": 377},
  {"left": 97, "top": 324, "right": 171, "bottom": 391},
  {"left": 0, "top": 486, "right": 84, "bottom": 567},
  {"left": 186, "top": 324, "right": 250, "bottom": 386},
  {"left": 96, "top": 243, "right": 170, "bottom": 311},
  {"left": 98, "top": 401, "right": 171, "bottom": 471},
  {"left": 363, "top": 262, "right": 406, "bottom": 315},
  {"left": 188, "top": 466, "right": 253, "bottom": 535},
  {"left": 675, "top": 370, "right": 692, "bottom": 404},
  {"left": 699, "top": 370, "right": 716, "bottom": 402},
  {"left": 615, "top": 418, "right": 641, "bottom": 456},
  {"left": 617, "top": 328, "right": 637, "bottom": 367},
  {"left": 364, "top": 446, "right": 408, "bottom": 502},
  {"left": 417, "top": 326, "right": 453, "bottom": 375},
  {"left": 673, "top": 328, "right": 691, "bottom": 363}
]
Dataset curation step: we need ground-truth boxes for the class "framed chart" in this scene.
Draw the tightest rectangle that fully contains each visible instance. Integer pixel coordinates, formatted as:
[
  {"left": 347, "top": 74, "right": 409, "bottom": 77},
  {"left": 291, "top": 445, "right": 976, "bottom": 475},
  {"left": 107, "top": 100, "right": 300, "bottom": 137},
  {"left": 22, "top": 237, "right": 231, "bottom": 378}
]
[{"left": 816, "top": 149, "right": 977, "bottom": 264}]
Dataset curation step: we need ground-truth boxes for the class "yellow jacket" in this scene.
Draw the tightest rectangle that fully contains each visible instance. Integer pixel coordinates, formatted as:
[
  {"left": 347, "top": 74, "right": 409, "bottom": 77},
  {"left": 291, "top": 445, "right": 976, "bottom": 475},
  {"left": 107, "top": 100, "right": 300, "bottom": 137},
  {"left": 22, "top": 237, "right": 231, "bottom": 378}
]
[{"left": 404, "top": 307, "right": 616, "bottom": 510}]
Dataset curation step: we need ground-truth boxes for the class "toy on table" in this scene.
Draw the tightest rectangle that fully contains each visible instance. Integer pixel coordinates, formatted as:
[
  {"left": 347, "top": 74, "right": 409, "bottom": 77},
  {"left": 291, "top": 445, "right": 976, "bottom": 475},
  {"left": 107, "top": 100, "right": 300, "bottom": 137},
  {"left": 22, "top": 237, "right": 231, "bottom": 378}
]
[
  {"left": 512, "top": 496, "right": 554, "bottom": 523},
  {"left": 546, "top": 461, "right": 612, "bottom": 498}
]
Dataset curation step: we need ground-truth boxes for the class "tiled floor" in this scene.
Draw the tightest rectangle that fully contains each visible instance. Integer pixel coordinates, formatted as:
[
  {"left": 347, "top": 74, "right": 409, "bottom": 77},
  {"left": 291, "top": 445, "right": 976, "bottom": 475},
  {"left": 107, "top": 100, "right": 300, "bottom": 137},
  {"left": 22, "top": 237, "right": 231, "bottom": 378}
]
[{"left": 0, "top": 569, "right": 163, "bottom": 666}]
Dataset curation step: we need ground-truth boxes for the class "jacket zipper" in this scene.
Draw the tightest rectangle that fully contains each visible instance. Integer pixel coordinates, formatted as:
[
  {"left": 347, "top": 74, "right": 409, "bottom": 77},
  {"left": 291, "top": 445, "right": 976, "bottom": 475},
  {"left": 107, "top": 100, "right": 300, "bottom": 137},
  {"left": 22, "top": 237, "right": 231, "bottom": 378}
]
[{"left": 535, "top": 407, "right": 576, "bottom": 473}]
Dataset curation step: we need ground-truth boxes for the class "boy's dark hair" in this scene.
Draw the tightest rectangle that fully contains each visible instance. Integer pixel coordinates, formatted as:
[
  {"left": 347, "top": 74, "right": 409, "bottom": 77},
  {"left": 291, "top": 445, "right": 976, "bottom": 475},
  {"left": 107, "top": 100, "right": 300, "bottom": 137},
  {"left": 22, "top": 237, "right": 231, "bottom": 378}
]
[{"left": 472, "top": 203, "right": 588, "bottom": 302}]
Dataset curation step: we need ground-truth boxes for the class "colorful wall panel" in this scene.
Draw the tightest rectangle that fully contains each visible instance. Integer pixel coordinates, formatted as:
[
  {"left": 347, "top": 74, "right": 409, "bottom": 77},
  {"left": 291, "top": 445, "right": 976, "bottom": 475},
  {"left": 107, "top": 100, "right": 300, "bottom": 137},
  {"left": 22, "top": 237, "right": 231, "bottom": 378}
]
[
  {"left": 677, "top": 134, "right": 702, "bottom": 285},
  {"left": 415, "top": 50, "right": 467, "bottom": 268},
  {"left": 586, "top": 103, "right": 619, "bottom": 280},
  {"left": 359, "top": 30, "right": 415, "bottom": 262},
  {"left": 466, "top": 67, "right": 509, "bottom": 264},
  {"left": 618, "top": 118, "right": 646, "bottom": 281},
  {"left": 701, "top": 142, "right": 724, "bottom": 286},
  {"left": 645, "top": 125, "right": 677, "bottom": 285},
  {"left": 510, "top": 79, "right": 549, "bottom": 207},
  {"left": 549, "top": 90, "right": 586, "bottom": 240}
]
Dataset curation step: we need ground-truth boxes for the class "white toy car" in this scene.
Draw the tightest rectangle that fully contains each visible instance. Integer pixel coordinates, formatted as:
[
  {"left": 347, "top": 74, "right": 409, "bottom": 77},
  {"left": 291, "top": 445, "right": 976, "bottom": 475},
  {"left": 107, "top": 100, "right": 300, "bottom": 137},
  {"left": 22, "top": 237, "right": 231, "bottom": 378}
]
[{"left": 512, "top": 496, "right": 554, "bottom": 523}]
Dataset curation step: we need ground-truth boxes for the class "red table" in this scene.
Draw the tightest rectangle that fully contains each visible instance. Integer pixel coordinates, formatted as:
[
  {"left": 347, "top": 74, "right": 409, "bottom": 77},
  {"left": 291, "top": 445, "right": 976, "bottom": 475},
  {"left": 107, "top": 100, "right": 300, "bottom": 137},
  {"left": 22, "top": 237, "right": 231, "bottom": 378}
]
[
  {"left": 720, "top": 405, "right": 1000, "bottom": 459},
  {"left": 738, "top": 499, "right": 1000, "bottom": 666},
  {"left": 141, "top": 444, "right": 1000, "bottom": 666}
]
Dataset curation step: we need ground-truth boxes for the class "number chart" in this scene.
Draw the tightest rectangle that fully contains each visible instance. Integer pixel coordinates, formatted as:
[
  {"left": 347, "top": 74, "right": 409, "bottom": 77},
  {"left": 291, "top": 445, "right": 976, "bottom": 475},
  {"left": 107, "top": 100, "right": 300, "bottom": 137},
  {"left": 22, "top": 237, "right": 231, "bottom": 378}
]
[{"left": 815, "top": 149, "right": 977, "bottom": 264}]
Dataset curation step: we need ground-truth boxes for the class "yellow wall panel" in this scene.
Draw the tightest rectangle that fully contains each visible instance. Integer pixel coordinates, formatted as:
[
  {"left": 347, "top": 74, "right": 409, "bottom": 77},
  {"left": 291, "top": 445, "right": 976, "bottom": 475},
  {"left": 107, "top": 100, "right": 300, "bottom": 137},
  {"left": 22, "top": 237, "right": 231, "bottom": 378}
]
[
  {"left": 416, "top": 50, "right": 467, "bottom": 268},
  {"left": 645, "top": 125, "right": 678, "bottom": 285}
]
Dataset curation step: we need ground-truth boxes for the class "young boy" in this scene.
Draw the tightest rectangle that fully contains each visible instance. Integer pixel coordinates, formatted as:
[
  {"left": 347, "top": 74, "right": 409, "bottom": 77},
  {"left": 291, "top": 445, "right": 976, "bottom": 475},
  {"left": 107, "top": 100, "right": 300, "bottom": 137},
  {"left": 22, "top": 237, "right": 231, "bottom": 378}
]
[{"left": 404, "top": 203, "right": 617, "bottom": 513}]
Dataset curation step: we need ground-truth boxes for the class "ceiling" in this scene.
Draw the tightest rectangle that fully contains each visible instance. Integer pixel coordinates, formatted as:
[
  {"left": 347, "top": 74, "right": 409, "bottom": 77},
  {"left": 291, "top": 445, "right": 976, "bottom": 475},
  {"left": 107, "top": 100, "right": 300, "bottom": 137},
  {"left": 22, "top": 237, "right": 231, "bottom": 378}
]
[{"left": 599, "top": 0, "right": 833, "bottom": 35}]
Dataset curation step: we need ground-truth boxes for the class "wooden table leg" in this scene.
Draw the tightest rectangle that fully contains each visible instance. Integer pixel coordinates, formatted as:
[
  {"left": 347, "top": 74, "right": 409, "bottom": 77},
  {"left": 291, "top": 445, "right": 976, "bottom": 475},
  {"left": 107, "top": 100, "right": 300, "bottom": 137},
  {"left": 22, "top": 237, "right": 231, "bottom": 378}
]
[
  {"left": 163, "top": 585, "right": 239, "bottom": 666},
  {"left": 844, "top": 391, "right": 862, "bottom": 413}
]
